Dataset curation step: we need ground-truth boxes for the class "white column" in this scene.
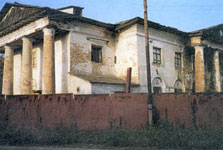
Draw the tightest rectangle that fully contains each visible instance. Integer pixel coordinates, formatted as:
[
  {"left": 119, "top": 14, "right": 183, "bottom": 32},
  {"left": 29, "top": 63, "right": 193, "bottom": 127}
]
[
  {"left": 42, "top": 28, "right": 55, "bottom": 94},
  {"left": 21, "top": 37, "right": 33, "bottom": 94},
  {"left": 2, "top": 45, "right": 14, "bottom": 95},
  {"left": 214, "top": 50, "right": 221, "bottom": 92}
]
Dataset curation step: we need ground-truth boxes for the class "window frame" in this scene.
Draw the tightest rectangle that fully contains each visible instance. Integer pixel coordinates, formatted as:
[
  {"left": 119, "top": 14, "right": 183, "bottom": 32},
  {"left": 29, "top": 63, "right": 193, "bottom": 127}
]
[
  {"left": 153, "top": 47, "right": 161, "bottom": 64},
  {"left": 91, "top": 44, "right": 102, "bottom": 63},
  {"left": 175, "top": 52, "right": 181, "bottom": 69}
]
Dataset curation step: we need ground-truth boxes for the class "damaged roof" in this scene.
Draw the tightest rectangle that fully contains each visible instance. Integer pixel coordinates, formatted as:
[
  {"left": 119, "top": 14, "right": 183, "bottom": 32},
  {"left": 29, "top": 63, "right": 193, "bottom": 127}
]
[
  {"left": 0, "top": 2, "right": 115, "bottom": 37},
  {"left": 189, "top": 24, "right": 223, "bottom": 44},
  {"left": 115, "top": 17, "right": 187, "bottom": 37},
  {"left": 0, "top": 2, "right": 189, "bottom": 38},
  {"left": 2, "top": 1, "right": 223, "bottom": 43}
]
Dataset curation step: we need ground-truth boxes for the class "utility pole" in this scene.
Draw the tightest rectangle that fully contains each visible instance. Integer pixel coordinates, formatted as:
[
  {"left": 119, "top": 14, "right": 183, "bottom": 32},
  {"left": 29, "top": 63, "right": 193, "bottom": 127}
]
[{"left": 144, "top": 0, "right": 153, "bottom": 125}]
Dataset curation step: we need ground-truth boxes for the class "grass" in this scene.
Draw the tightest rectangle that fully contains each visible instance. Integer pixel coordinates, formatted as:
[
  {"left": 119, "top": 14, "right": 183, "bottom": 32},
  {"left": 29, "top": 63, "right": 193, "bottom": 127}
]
[{"left": 0, "top": 122, "right": 222, "bottom": 149}]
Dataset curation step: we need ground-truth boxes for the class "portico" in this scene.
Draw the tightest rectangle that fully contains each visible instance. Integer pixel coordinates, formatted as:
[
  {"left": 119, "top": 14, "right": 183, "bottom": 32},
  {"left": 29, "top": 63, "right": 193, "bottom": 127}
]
[
  {"left": 190, "top": 36, "right": 223, "bottom": 92},
  {"left": 0, "top": 17, "right": 56, "bottom": 95}
]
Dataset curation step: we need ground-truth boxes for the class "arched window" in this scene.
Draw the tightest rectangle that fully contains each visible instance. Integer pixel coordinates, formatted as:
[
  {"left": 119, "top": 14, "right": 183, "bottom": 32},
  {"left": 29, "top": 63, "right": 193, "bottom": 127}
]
[
  {"left": 152, "top": 77, "right": 163, "bottom": 93},
  {"left": 174, "top": 80, "right": 183, "bottom": 93}
]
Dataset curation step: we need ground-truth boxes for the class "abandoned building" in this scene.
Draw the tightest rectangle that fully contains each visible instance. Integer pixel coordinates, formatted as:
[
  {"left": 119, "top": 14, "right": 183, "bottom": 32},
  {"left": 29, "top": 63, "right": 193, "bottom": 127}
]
[{"left": 0, "top": 2, "right": 223, "bottom": 95}]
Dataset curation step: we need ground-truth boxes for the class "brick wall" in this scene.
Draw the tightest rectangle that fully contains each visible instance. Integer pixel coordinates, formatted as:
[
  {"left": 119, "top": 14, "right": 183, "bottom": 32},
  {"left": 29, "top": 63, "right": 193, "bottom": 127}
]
[
  {"left": 153, "top": 93, "right": 223, "bottom": 131},
  {"left": 0, "top": 93, "right": 148, "bottom": 130}
]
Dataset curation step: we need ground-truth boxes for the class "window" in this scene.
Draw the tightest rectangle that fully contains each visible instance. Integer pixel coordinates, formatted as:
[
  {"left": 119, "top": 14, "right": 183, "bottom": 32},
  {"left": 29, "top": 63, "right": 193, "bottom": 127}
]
[
  {"left": 153, "top": 47, "right": 161, "bottom": 64},
  {"left": 152, "top": 77, "right": 163, "bottom": 93},
  {"left": 174, "top": 80, "right": 183, "bottom": 93},
  {"left": 91, "top": 45, "right": 102, "bottom": 63},
  {"left": 153, "top": 87, "right": 162, "bottom": 93},
  {"left": 175, "top": 52, "right": 181, "bottom": 68}
]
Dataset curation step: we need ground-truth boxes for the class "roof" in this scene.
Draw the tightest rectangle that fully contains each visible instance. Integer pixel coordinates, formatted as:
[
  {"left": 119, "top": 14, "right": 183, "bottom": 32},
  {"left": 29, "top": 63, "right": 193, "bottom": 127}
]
[
  {"left": 189, "top": 23, "right": 223, "bottom": 44},
  {"left": 1, "top": 2, "right": 223, "bottom": 42},
  {"left": 0, "top": 2, "right": 189, "bottom": 38},
  {"left": 0, "top": 2, "right": 115, "bottom": 37},
  {"left": 115, "top": 17, "right": 187, "bottom": 37},
  {"left": 70, "top": 72, "right": 139, "bottom": 85}
]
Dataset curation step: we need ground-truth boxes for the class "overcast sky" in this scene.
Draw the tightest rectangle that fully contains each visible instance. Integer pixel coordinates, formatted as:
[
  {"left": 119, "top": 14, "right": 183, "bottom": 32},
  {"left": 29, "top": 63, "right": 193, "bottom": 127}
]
[{"left": 1, "top": 0, "right": 223, "bottom": 32}]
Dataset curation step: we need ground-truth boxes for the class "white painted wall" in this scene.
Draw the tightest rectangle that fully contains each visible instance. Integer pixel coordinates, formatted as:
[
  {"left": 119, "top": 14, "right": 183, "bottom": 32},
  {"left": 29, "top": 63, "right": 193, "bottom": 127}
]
[
  {"left": 13, "top": 51, "right": 22, "bottom": 94},
  {"left": 68, "top": 74, "right": 92, "bottom": 94},
  {"left": 69, "top": 22, "right": 116, "bottom": 76},
  {"left": 92, "top": 83, "right": 125, "bottom": 94},
  {"left": 32, "top": 45, "right": 42, "bottom": 91},
  {"left": 55, "top": 34, "right": 69, "bottom": 93},
  {"left": 137, "top": 24, "right": 185, "bottom": 93},
  {"left": 9, "top": 20, "right": 187, "bottom": 95},
  {"left": 115, "top": 25, "right": 139, "bottom": 84}
]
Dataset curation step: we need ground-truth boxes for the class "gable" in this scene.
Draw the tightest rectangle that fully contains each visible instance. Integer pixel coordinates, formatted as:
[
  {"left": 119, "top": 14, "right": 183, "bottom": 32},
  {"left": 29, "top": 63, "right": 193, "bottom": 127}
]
[{"left": 0, "top": 6, "right": 40, "bottom": 31}]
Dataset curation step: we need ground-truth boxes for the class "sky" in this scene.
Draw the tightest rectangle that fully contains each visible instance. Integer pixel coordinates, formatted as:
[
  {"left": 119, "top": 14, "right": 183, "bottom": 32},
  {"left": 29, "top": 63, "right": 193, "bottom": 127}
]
[{"left": 0, "top": 0, "right": 223, "bottom": 32}]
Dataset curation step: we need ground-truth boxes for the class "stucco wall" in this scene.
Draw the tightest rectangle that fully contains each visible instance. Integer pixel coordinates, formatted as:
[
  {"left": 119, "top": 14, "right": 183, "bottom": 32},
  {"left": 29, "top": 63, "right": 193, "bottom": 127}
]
[
  {"left": 0, "top": 93, "right": 148, "bottom": 130},
  {"left": 115, "top": 25, "right": 139, "bottom": 84},
  {"left": 92, "top": 83, "right": 125, "bottom": 94},
  {"left": 32, "top": 45, "right": 42, "bottom": 91},
  {"left": 68, "top": 74, "right": 92, "bottom": 94},
  {"left": 55, "top": 34, "right": 69, "bottom": 93},
  {"left": 69, "top": 22, "right": 116, "bottom": 76},
  {"left": 153, "top": 93, "right": 223, "bottom": 131},
  {"left": 13, "top": 51, "right": 22, "bottom": 94},
  {"left": 137, "top": 24, "right": 186, "bottom": 93}
]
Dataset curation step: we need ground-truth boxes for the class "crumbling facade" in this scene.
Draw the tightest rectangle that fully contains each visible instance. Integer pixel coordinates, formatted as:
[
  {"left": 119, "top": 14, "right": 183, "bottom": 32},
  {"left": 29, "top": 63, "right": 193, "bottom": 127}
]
[{"left": 0, "top": 2, "right": 223, "bottom": 95}]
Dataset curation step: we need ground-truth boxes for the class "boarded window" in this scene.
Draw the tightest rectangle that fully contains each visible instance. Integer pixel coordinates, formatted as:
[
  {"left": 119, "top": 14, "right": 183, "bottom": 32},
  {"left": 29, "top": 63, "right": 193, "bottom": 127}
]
[
  {"left": 91, "top": 45, "right": 102, "bottom": 63},
  {"left": 153, "top": 47, "right": 161, "bottom": 64},
  {"left": 175, "top": 52, "right": 181, "bottom": 68}
]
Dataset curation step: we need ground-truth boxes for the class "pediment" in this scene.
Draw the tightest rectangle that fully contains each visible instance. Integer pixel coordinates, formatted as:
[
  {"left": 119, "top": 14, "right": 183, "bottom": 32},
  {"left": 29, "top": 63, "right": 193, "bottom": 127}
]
[{"left": 0, "top": 6, "right": 40, "bottom": 31}]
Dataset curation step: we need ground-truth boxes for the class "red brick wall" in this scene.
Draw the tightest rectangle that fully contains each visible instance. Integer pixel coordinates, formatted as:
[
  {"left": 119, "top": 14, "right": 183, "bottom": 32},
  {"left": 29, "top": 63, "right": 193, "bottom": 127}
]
[
  {"left": 153, "top": 93, "right": 223, "bottom": 131},
  {"left": 0, "top": 93, "right": 148, "bottom": 130}
]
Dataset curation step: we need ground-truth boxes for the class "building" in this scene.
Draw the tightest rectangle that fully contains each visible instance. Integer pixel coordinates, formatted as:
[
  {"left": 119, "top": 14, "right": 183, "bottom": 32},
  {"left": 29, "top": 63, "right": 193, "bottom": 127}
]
[{"left": 0, "top": 2, "right": 223, "bottom": 95}]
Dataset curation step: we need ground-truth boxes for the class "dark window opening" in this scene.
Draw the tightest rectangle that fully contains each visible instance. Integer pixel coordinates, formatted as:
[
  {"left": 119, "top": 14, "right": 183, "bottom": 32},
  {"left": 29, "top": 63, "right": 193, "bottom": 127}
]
[
  {"left": 153, "top": 47, "right": 161, "bottom": 64},
  {"left": 175, "top": 52, "right": 181, "bottom": 68},
  {"left": 91, "top": 45, "right": 102, "bottom": 63},
  {"left": 153, "top": 87, "right": 162, "bottom": 93},
  {"left": 175, "top": 88, "right": 182, "bottom": 93}
]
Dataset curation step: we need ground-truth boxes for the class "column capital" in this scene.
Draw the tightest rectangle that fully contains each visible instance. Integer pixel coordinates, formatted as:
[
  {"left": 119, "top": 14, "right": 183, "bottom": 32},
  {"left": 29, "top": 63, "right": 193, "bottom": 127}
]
[
  {"left": 4, "top": 44, "right": 12, "bottom": 49},
  {"left": 43, "top": 28, "right": 55, "bottom": 35},
  {"left": 22, "top": 36, "right": 33, "bottom": 43},
  {"left": 193, "top": 44, "right": 206, "bottom": 48}
]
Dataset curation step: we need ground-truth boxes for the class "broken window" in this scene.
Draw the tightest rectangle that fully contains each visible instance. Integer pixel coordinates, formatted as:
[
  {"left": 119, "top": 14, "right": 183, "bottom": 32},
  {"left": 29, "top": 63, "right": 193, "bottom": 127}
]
[
  {"left": 175, "top": 52, "right": 181, "bottom": 68},
  {"left": 153, "top": 47, "right": 161, "bottom": 64},
  {"left": 91, "top": 45, "right": 102, "bottom": 63}
]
